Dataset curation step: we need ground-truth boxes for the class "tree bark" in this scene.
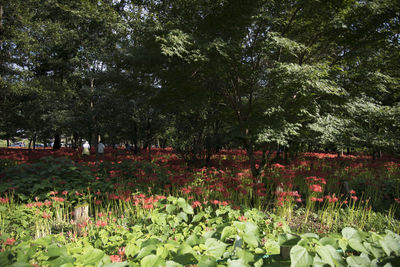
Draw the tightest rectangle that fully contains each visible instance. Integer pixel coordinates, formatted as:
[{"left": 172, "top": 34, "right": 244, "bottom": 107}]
[{"left": 53, "top": 134, "right": 61, "bottom": 150}]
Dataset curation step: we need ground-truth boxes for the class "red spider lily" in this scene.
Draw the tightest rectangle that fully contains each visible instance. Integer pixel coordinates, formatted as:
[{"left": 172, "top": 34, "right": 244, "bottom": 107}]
[
  {"left": 49, "top": 191, "right": 58, "bottom": 196},
  {"left": 351, "top": 195, "right": 358, "bottom": 201},
  {"left": 325, "top": 194, "right": 338, "bottom": 203},
  {"left": 395, "top": 198, "right": 400, "bottom": 204},
  {"left": 0, "top": 197, "right": 9, "bottom": 204},
  {"left": 211, "top": 200, "right": 220, "bottom": 205},
  {"left": 192, "top": 201, "right": 201, "bottom": 208},
  {"left": 95, "top": 200, "right": 102, "bottom": 205},
  {"left": 42, "top": 212, "right": 51, "bottom": 219},
  {"left": 5, "top": 238, "right": 16, "bottom": 246},
  {"left": 272, "top": 163, "right": 285, "bottom": 169},
  {"left": 110, "top": 255, "right": 122, "bottom": 262},
  {"left": 309, "top": 184, "right": 323, "bottom": 192},
  {"left": 51, "top": 197, "right": 65, "bottom": 202},
  {"left": 310, "top": 197, "right": 323, "bottom": 202},
  {"left": 96, "top": 220, "right": 108, "bottom": 227},
  {"left": 238, "top": 216, "right": 247, "bottom": 221},
  {"left": 349, "top": 190, "right": 356, "bottom": 194},
  {"left": 143, "top": 204, "right": 153, "bottom": 209},
  {"left": 181, "top": 187, "right": 192, "bottom": 194},
  {"left": 62, "top": 191, "right": 68, "bottom": 195}
]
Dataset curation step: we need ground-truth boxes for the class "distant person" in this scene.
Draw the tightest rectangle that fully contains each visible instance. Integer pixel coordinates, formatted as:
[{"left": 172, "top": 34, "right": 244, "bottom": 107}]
[
  {"left": 98, "top": 141, "right": 105, "bottom": 157},
  {"left": 125, "top": 143, "right": 130, "bottom": 151},
  {"left": 82, "top": 141, "right": 90, "bottom": 157}
]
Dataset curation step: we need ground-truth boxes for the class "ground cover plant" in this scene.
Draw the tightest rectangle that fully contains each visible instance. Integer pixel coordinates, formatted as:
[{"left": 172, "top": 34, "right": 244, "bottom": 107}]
[{"left": 0, "top": 148, "right": 400, "bottom": 266}]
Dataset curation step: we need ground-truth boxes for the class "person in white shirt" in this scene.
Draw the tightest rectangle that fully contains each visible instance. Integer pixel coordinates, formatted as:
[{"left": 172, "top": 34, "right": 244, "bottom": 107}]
[{"left": 82, "top": 141, "right": 90, "bottom": 157}]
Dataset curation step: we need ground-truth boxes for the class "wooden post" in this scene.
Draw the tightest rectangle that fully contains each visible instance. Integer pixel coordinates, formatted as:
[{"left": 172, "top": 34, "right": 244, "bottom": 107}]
[{"left": 74, "top": 204, "right": 89, "bottom": 235}]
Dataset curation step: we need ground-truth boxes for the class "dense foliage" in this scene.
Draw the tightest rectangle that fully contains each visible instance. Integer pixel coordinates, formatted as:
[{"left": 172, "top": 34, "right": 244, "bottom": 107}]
[{"left": 0, "top": 149, "right": 400, "bottom": 266}]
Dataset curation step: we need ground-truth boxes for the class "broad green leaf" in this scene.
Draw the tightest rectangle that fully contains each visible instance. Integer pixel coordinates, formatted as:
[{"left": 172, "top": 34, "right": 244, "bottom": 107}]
[
  {"left": 318, "top": 237, "right": 337, "bottom": 247},
  {"left": 221, "top": 226, "right": 236, "bottom": 241},
  {"left": 348, "top": 239, "right": 369, "bottom": 254},
  {"left": 278, "top": 234, "right": 301, "bottom": 247},
  {"left": 136, "top": 245, "right": 157, "bottom": 259},
  {"left": 186, "top": 234, "right": 201, "bottom": 246},
  {"left": 48, "top": 255, "right": 75, "bottom": 267},
  {"left": 236, "top": 248, "right": 255, "bottom": 264},
  {"left": 364, "top": 242, "right": 385, "bottom": 259},
  {"left": 166, "top": 205, "right": 176, "bottom": 214},
  {"left": 125, "top": 243, "right": 139, "bottom": 257},
  {"left": 290, "top": 245, "right": 313, "bottom": 267},
  {"left": 346, "top": 256, "right": 371, "bottom": 267},
  {"left": 173, "top": 254, "right": 197, "bottom": 266},
  {"left": 177, "top": 243, "right": 193, "bottom": 256},
  {"left": 204, "top": 238, "right": 227, "bottom": 259},
  {"left": 342, "top": 227, "right": 361, "bottom": 242},
  {"left": 243, "top": 233, "right": 258, "bottom": 248},
  {"left": 177, "top": 198, "right": 193, "bottom": 214},
  {"left": 177, "top": 212, "right": 188, "bottom": 222},
  {"left": 227, "top": 259, "right": 247, "bottom": 267},
  {"left": 46, "top": 244, "right": 68, "bottom": 257},
  {"left": 300, "top": 233, "right": 319, "bottom": 240},
  {"left": 0, "top": 252, "right": 10, "bottom": 265},
  {"left": 316, "top": 245, "right": 345, "bottom": 267},
  {"left": 102, "top": 262, "right": 129, "bottom": 267},
  {"left": 192, "top": 212, "right": 204, "bottom": 223},
  {"left": 78, "top": 248, "right": 104, "bottom": 265},
  {"left": 198, "top": 256, "right": 217, "bottom": 267},
  {"left": 166, "top": 261, "right": 183, "bottom": 267},
  {"left": 141, "top": 255, "right": 166, "bottom": 267},
  {"left": 141, "top": 239, "right": 162, "bottom": 248},
  {"left": 380, "top": 234, "right": 400, "bottom": 256}
]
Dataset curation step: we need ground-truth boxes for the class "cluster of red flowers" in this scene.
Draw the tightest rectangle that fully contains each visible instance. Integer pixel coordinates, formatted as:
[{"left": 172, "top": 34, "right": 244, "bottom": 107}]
[
  {"left": 276, "top": 191, "right": 302, "bottom": 206},
  {"left": 25, "top": 200, "right": 52, "bottom": 208}
]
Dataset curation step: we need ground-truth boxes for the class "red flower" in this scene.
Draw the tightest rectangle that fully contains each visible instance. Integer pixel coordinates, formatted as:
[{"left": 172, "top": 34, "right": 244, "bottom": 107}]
[
  {"left": 238, "top": 216, "right": 247, "bottom": 221},
  {"left": 192, "top": 201, "right": 201, "bottom": 208},
  {"left": 211, "top": 200, "right": 219, "bottom": 205},
  {"left": 5, "top": 238, "right": 16, "bottom": 246},
  {"left": 96, "top": 220, "right": 108, "bottom": 227},
  {"left": 309, "top": 184, "right": 323, "bottom": 192},
  {"left": 42, "top": 212, "right": 51, "bottom": 219},
  {"left": 110, "top": 255, "right": 121, "bottom": 262}
]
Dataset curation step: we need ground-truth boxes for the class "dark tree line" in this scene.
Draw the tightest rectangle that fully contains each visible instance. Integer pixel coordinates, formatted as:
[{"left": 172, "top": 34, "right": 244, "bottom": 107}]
[{"left": 1, "top": 0, "right": 399, "bottom": 173}]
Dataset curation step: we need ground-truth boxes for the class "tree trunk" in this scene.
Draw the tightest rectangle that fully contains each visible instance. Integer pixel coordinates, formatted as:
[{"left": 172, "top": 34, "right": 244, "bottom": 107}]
[
  {"left": 53, "top": 134, "right": 61, "bottom": 151},
  {"left": 73, "top": 133, "right": 79, "bottom": 149},
  {"left": 32, "top": 133, "right": 37, "bottom": 150}
]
